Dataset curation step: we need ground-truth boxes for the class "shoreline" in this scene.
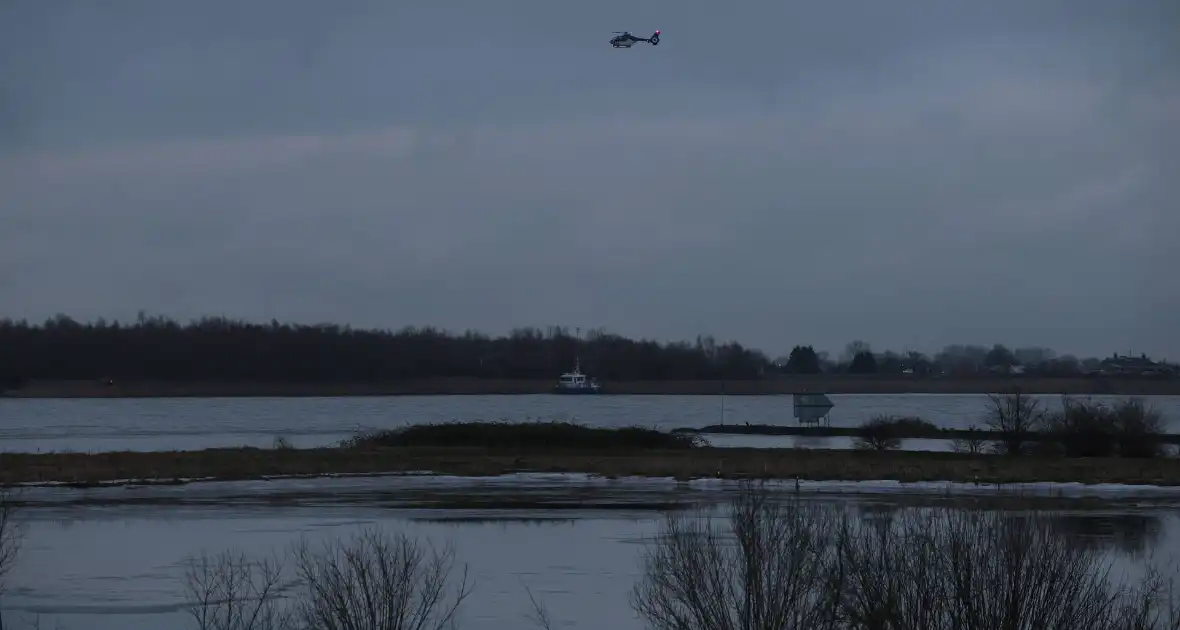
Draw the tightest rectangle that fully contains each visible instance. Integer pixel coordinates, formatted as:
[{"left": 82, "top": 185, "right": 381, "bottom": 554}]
[
  {"left": 5, "top": 376, "right": 1180, "bottom": 398},
  {"left": 7, "top": 446, "right": 1180, "bottom": 487},
  {"left": 684, "top": 424, "right": 1180, "bottom": 444}
]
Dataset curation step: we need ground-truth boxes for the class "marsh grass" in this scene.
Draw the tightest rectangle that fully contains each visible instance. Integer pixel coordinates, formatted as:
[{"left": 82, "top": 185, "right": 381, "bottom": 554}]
[{"left": 341, "top": 420, "right": 701, "bottom": 450}]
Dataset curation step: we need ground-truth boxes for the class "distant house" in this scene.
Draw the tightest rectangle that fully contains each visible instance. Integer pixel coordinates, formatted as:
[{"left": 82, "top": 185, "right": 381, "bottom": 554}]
[{"left": 1098, "top": 354, "right": 1175, "bottom": 376}]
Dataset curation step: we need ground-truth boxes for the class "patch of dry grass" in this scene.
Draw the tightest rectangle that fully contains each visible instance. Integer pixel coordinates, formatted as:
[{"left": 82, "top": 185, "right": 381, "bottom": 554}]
[{"left": 5, "top": 446, "right": 1180, "bottom": 487}]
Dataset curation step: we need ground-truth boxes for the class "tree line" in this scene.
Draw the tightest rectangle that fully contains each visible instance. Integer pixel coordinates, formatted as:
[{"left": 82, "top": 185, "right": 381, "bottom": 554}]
[
  {"left": 0, "top": 314, "right": 1169, "bottom": 386},
  {"left": 0, "top": 314, "right": 767, "bottom": 383},
  {"left": 778, "top": 340, "right": 1172, "bottom": 378}
]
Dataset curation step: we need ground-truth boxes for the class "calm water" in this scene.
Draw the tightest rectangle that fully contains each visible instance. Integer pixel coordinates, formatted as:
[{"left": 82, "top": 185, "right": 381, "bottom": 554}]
[
  {"left": 4, "top": 474, "right": 1180, "bottom": 630},
  {"left": 5, "top": 396, "right": 1180, "bottom": 629},
  {"left": 2, "top": 393, "right": 1179, "bottom": 453}
]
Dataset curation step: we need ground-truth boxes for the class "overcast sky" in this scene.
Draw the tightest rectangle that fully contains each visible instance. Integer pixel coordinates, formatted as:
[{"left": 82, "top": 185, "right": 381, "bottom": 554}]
[{"left": 1, "top": 0, "right": 1177, "bottom": 359}]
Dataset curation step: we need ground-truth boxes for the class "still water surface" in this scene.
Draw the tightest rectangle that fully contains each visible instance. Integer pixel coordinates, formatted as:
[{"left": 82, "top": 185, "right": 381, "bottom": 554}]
[
  {"left": 5, "top": 474, "right": 1180, "bottom": 630},
  {"left": 3, "top": 394, "right": 1179, "bottom": 453},
  {"left": 4, "top": 395, "right": 1180, "bottom": 628}
]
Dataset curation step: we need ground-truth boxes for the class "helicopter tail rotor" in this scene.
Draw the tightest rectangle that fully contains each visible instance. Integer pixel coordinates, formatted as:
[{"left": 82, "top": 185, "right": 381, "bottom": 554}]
[{"left": 650, "top": 30, "right": 660, "bottom": 45}]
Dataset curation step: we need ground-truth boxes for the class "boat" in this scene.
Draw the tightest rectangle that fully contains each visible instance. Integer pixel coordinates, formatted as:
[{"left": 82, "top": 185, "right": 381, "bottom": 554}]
[{"left": 553, "top": 358, "right": 602, "bottom": 394}]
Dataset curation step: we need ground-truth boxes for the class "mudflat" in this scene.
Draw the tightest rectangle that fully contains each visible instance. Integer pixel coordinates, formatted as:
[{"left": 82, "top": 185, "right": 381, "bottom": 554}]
[
  {"left": 6, "top": 446, "right": 1180, "bottom": 487},
  {"left": 7, "top": 376, "right": 1180, "bottom": 397}
]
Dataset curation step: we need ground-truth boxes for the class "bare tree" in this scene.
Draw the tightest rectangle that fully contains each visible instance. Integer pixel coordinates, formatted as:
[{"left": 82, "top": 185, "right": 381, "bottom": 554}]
[
  {"left": 983, "top": 391, "right": 1045, "bottom": 455},
  {"left": 630, "top": 481, "right": 845, "bottom": 630},
  {"left": 290, "top": 527, "right": 472, "bottom": 630},
  {"left": 184, "top": 549, "right": 293, "bottom": 630}
]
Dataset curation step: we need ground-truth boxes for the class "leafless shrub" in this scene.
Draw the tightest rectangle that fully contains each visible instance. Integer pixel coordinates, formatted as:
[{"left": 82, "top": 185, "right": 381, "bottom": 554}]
[
  {"left": 522, "top": 581, "right": 557, "bottom": 630},
  {"left": 950, "top": 424, "right": 985, "bottom": 454},
  {"left": 632, "top": 483, "right": 1180, "bottom": 630},
  {"left": 0, "top": 492, "right": 20, "bottom": 591},
  {"left": 1045, "top": 396, "right": 1121, "bottom": 458},
  {"left": 183, "top": 549, "right": 292, "bottom": 630},
  {"left": 1116, "top": 559, "right": 1180, "bottom": 630},
  {"left": 1111, "top": 398, "right": 1168, "bottom": 459},
  {"left": 1044, "top": 397, "right": 1168, "bottom": 459},
  {"left": 854, "top": 415, "right": 903, "bottom": 452},
  {"left": 0, "top": 490, "right": 24, "bottom": 630},
  {"left": 184, "top": 527, "right": 472, "bottom": 630},
  {"left": 271, "top": 436, "right": 294, "bottom": 450},
  {"left": 833, "top": 507, "right": 945, "bottom": 628},
  {"left": 630, "top": 480, "right": 845, "bottom": 630},
  {"left": 847, "top": 509, "right": 1139, "bottom": 629},
  {"left": 290, "top": 527, "right": 472, "bottom": 630},
  {"left": 983, "top": 391, "right": 1045, "bottom": 455}
]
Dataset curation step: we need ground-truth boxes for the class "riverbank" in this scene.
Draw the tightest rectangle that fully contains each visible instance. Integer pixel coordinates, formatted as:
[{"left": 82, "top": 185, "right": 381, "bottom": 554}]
[
  {"left": 6, "top": 375, "right": 1180, "bottom": 398},
  {"left": 681, "top": 423, "right": 1180, "bottom": 444},
  {"left": 7, "top": 446, "right": 1180, "bottom": 487}
]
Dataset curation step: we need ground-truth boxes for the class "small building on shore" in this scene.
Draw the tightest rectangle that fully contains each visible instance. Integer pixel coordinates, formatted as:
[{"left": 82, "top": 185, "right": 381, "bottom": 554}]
[{"left": 793, "top": 393, "right": 834, "bottom": 426}]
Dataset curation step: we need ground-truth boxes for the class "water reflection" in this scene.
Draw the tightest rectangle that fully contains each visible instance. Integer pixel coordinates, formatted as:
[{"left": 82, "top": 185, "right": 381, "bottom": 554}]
[
  {"left": 855, "top": 501, "right": 901, "bottom": 523},
  {"left": 784, "top": 434, "right": 836, "bottom": 450},
  {"left": 851, "top": 500, "right": 1167, "bottom": 556},
  {"left": 1049, "top": 513, "right": 1166, "bottom": 556},
  {"left": 7, "top": 482, "right": 1180, "bottom": 630}
]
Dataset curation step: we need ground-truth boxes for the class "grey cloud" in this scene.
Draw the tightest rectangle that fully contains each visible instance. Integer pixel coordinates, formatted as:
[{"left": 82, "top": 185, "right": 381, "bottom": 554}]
[{"left": 1, "top": 0, "right": 1177, "bottom": 359}]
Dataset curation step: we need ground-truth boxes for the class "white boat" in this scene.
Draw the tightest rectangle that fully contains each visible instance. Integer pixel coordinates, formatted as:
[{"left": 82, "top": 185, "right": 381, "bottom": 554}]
[{"left": 553, "top": 358, "right": 602, "bottom": 394}]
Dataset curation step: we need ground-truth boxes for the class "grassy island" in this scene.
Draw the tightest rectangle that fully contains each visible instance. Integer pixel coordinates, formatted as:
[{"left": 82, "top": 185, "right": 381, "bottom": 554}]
[{"left": 5, "top": 419, "right": 1180, "bottom": 488}]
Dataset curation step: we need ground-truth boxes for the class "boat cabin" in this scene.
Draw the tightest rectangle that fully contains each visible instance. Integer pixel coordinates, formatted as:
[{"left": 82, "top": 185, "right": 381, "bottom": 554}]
[{"left": 554, "top": 358, "right": 601, "bottom": 393}]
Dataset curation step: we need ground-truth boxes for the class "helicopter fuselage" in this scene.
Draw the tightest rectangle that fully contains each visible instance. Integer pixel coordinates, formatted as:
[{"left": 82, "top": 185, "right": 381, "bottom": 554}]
[{"left": 609, "top": 31, "right": 658, "bottom": 48}]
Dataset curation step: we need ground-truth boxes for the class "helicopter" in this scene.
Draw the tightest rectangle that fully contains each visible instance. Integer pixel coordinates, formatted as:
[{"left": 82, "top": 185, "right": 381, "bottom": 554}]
[{"left": 609, "top": 30, "right": 660, "bottom": 48}]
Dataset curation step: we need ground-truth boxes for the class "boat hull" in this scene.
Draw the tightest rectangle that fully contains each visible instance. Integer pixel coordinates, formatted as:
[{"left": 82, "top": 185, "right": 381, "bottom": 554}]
[{"left": 552, "top": 386, "right": 602, "bottom": 394}]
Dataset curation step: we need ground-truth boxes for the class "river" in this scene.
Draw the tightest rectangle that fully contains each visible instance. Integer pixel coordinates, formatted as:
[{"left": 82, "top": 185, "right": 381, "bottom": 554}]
[
  {"left": 4, "top": 395, "right": 1180, "bottom": 628},
  {"left": 2, "top": 393, "right": 1179, "bottom": 453},
  {"left": 5, "top": 474, "right": 1180, "bottom": 630}
]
